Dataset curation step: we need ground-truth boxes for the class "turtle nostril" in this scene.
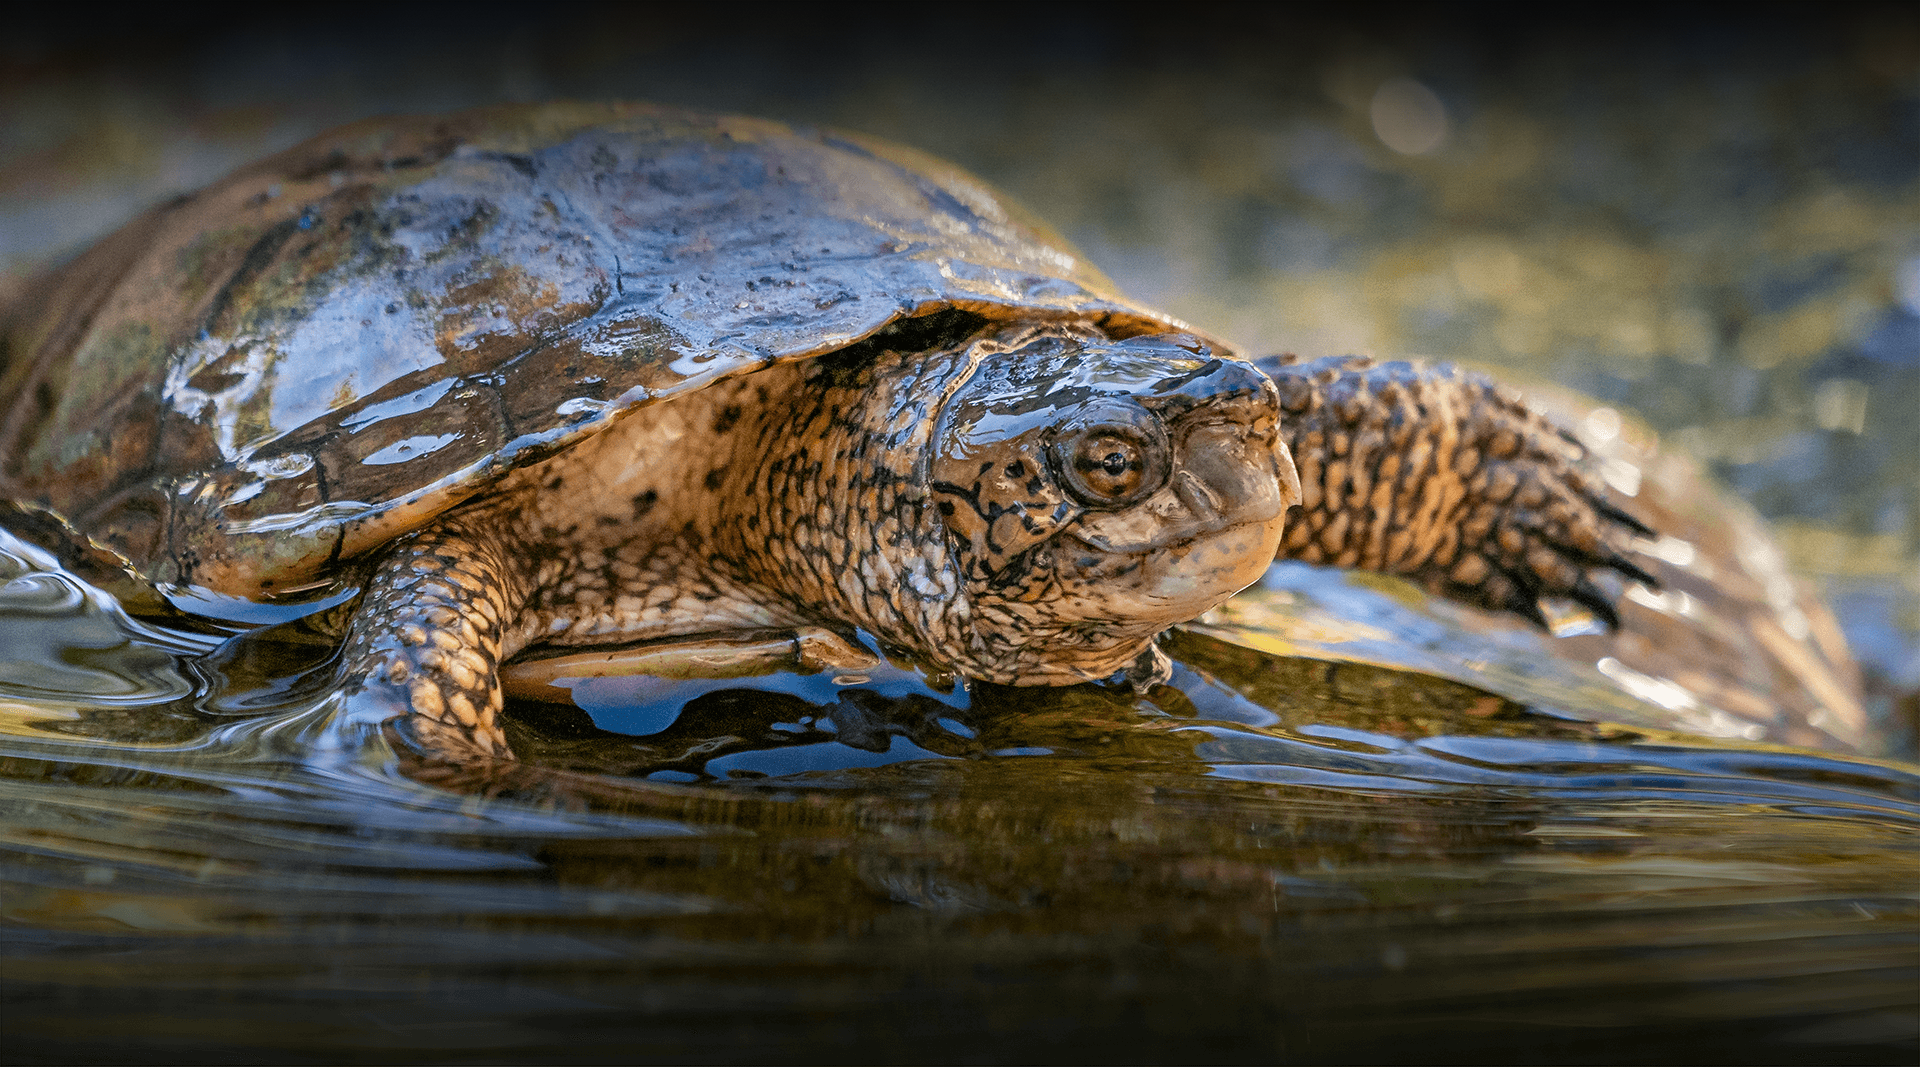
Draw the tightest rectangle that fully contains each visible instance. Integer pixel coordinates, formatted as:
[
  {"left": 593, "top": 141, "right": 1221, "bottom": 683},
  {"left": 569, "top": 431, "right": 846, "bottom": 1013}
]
[{"left": 1173, "top": 469, "right": 1223, "bottom": 523}]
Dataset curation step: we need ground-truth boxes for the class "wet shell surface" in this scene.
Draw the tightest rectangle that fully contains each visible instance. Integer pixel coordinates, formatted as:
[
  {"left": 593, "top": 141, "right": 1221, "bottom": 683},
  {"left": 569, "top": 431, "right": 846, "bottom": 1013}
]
[{"left": 0, "top": 102, "right": 1182, "bottom": 611}]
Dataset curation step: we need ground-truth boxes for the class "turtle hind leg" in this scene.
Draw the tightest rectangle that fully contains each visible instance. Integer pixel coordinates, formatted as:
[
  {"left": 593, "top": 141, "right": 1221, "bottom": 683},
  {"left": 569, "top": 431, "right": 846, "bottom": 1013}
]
[
  {"left": 1259, "top": 354, "right": 1657, "bottom": 630},
  {"left": 340, "top": 513, "right": 537, "bottom": 764}
]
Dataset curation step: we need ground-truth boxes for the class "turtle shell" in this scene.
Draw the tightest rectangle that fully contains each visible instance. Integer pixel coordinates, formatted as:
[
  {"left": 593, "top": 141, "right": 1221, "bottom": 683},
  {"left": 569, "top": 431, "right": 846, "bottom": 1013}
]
[{"left": 0, "top": 102, "right": 1194, "bottom": 614}]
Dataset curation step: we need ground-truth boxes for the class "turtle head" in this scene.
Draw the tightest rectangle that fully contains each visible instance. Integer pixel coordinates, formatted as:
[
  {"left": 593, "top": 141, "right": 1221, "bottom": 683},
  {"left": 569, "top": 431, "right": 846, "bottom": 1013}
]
[{"left": 929, "top": 332, "right": 1299, "bottom": 684}]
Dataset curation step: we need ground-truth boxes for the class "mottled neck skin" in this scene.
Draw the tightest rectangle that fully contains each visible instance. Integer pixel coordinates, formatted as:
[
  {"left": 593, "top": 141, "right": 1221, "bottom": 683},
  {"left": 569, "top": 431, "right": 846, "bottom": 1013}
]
[
  {"left": 704, "top": 342, "right": 985, "bottom": 668},
  {"left": 704, "top": 325, "right": 1266, "bottom": 685}
]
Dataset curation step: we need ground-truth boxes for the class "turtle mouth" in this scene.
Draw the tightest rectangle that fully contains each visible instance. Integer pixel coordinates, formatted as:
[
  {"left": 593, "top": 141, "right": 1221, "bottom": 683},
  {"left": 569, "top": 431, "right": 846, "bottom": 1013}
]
[
  {"left": 1064, "top": 510, "right": 1279, "bottom": 557},
  {"left": 1057, "top": 508, "right": 1288, "bottom": 617}
]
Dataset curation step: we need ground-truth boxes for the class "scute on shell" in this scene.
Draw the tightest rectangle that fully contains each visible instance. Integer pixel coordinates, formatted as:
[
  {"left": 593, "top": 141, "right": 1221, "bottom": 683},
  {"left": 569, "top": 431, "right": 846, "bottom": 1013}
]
[{"left": 0, "top": 103, "right": 1192, "bottom": 610}]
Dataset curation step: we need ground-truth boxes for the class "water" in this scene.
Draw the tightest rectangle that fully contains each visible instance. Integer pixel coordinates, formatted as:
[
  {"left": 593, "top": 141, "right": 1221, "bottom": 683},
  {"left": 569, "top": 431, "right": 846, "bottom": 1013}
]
[
  {"left": 3, "top": 11, "right": 1918, "bottom": 1062},
  {"left": 2, "top": 533, "right": 1917, "bottom": 1062}
]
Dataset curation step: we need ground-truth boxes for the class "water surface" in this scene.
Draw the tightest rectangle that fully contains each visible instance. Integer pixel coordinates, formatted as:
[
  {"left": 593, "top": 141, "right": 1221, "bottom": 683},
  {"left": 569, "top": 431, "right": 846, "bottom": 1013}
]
[
  {"left": 2, "top": 536, "right": 1916, "bottom": 1063},
  {"left": 3, "top": 12, "right": 1917, "bottom": 1063}
]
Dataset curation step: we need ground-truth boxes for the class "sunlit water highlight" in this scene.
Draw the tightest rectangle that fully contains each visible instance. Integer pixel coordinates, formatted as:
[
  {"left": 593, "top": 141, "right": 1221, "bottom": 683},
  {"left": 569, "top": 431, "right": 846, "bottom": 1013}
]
[
  {"left": 1, "top": 16, "right": 1916, "bottom": 1059},
  {"left": 2, "top": 534, "right": 1916, "bottom": 1063}
]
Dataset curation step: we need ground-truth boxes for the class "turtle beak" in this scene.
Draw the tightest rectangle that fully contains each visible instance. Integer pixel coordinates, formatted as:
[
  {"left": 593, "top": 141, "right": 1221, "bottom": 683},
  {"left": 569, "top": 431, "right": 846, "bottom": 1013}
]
[
  {"left": 1172, "top": 420, "right": 1296, "bottom": 532},
  {"left": 1274, "top": 434, "right": 1302, "bottom": 513}
]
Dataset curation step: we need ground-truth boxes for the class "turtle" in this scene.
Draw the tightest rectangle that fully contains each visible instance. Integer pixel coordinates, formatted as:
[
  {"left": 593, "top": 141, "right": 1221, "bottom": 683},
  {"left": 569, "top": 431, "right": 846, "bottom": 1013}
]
[{"left": 0, "top": 102, "right": 1656, "bottom": 768}]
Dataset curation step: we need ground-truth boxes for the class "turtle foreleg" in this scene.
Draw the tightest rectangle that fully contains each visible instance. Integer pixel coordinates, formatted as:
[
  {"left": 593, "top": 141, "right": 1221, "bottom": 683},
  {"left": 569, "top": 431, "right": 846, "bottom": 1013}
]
[
  {"left": 1257, "top": 354, "right": 1656, "bottom": 629},
  {"left": 340, "top": 512, "right": 535, "bottom": 762}
]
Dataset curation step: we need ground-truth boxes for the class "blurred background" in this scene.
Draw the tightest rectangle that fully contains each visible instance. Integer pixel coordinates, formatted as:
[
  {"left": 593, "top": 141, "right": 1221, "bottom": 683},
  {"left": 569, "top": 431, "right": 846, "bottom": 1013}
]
[{"left": 3, "top": 4, "right": 1916, "bottom": 725}]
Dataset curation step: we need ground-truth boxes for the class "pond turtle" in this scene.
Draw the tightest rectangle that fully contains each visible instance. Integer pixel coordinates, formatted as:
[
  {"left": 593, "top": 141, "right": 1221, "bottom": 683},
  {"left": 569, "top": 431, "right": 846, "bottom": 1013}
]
[{"left": 0, "top": 103, "right": 1655, "bottom": 766}]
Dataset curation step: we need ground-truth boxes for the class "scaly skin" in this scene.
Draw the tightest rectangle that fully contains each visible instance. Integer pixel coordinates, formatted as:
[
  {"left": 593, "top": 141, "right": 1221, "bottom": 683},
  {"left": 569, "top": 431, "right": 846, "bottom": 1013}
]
[
  {"left": 1260, "top": 354, "right": 1654, "bottom": 626},
  {"left": 342, "top": 513, "right": 533, "bottom": 761},
  {"left": 343, "top": 343, "right": 1653, "bottom": 769}
]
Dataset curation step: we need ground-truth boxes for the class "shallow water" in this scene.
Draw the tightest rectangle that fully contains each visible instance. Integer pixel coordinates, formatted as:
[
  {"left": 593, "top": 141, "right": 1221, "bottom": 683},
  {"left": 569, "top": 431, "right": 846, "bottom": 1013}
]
[
  {"left": 2, "top": 535, "right": 1918, "bottom": 1063},
  {"left": 3, "top": 11, "right": 1918, "bottom": 1063}
]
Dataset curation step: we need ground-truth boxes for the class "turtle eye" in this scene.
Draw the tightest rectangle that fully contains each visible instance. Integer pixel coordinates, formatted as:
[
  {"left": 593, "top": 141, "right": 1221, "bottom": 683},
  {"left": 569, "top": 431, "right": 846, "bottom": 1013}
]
[{"left": 1052, "top": 423, "right": 1169, "bottom": 508}]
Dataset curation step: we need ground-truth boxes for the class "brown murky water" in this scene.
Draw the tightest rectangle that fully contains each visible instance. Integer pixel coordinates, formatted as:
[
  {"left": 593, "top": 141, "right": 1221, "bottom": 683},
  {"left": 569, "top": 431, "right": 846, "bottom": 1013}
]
[{"left": 3, "top": 10, "right": 1917, "bottom": 1063}]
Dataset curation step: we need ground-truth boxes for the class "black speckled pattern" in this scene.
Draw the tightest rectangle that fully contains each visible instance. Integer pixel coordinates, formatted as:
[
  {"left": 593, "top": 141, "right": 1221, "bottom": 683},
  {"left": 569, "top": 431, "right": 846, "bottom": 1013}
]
[{"left": 1261, "top": 354, "right": 1654, "bottom": 628}]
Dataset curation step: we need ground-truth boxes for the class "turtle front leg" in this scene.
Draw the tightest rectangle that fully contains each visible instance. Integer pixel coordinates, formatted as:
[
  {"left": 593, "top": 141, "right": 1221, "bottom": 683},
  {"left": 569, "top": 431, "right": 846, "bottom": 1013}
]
[
  {"left": 341, "top": 513, "right": 536, "bottom": 763},
  {"left": 1257, "top": 354, "right": 1656, "bottom": 628}
]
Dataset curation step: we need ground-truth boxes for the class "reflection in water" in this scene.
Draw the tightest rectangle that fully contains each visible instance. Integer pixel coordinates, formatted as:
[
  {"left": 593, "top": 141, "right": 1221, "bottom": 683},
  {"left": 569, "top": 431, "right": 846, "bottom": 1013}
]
[
  {"left": 2, "top": 14, "right": 1916, "bottom": 1060},
  {"left": 1, "top": 539, "right": 1916, "bottom": 1062}
]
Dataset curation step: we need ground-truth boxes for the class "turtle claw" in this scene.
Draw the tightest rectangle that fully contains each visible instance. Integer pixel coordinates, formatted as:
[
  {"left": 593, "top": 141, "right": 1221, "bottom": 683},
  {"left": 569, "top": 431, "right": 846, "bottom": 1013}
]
[
  {"left": 1482, "top": 510, "right": 1650, "bottom": 633},
  {"left": 1509, "top": 592, "right": 1554, "bottom": 632},
  {"left": 1592, "top": 495, "right": 1656, "bottom": 539},
  {"left": 1597, "top": 549, "right": 1659, "bottom": 592},
  {"left": 1110, "top": 642, "right": 1173, "bottom": 694},
  {"left": 1569, "top": 575, "right": 1623, "bottom": 632},
  {"left": 1452, "top": 422, "right": 1660, "bottom": 633}
]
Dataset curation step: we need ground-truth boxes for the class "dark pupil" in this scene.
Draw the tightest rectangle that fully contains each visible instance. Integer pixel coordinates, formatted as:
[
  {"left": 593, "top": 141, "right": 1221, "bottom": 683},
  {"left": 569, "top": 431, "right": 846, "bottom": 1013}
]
[{"left": 1075, "top": 436, "right": 1143, "bottom": 499}]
